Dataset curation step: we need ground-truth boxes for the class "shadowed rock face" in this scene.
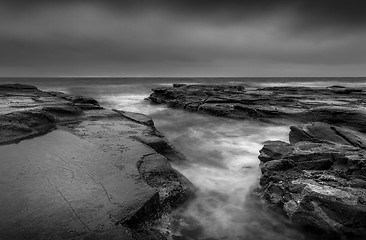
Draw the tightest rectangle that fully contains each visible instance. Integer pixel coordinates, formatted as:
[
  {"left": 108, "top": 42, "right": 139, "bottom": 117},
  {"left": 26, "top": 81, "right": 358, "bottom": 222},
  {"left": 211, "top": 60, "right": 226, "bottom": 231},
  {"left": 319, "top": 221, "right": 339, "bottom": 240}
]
[
  {"left": 149, "top": 84, "right": 366, "bottom": 238},
  {"left": 149, "top": 84, "right": 366, "bottom": 132},
  {"left": 137, "top": 153, "right": 196, "bottom": 210},
  {"left": 0, "top": 84, "right": 98, "bottom": 145},
  {"left": 257, "top": 122, "right": 366, "bottom": 239},
  {"left": 0, "top": 84, "right": 195, "bottom": 240}
]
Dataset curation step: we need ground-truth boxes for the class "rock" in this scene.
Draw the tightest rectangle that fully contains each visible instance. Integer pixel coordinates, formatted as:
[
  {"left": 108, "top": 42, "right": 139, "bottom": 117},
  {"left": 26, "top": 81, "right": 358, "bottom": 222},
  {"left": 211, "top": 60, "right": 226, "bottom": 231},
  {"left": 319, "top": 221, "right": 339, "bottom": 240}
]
[
  {"left": 259, "top": 141, "right": 294, "bottom": 163},
  {"left": 256, "top": 123, "right": 366, "bottom": 238},
  {"left": 148, "top": 83, "right": 366, "bottom": 238},
  {"left": 130, "top": 229, "right": 168, "bottom": 240},
  {"left": 134, "top": 133, "right": 186, "bottom": 163},
  {"left": 113, "top": 109, "right": 155, "bottom": 126},
  {"left": 138, "top": 153, "right": 196, "bottom": 209},
  {"left": 48, "top": 91, "right": 101, "bottom": 109},
  {"left": 120, "top": 192, "right": 161, "bottom": 227},
  {"left": 327, "top": 85, "right": 364, "bottom": 94},
  {"left": 289, "top": 122, "right": 366, "bottom": 148},
  {"left": 0, "top": 83, "right": 38, "bottom": 90},
  {"left": 0, "top": 110, "right": 57, "bottom": 144},
  {"left": 0, "top": 84, "right": 195, "bottom": 240},
  {"left": 173, "top": 83, "right": 187, "bottom": 88},
  {"left": 261, "top": 159, "right": 294, "bottom": 172},
  {"left": 149, "top": 84, "right": 366, "bottom": 131},
  {"left": 297, "top": 107, "right": 366, "bottom": 133}
]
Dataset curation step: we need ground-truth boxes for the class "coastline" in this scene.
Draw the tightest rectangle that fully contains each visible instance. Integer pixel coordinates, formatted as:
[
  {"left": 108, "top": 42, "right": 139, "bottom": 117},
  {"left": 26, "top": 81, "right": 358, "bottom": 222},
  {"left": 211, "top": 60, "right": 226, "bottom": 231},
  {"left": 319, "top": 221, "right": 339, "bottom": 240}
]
[
  {"left": 0, "top": 84, "right": 195, "bottom": 240},
  {"left": 2, "top": 82, "right": 366, "bottom": 239},
  {"left": 149, "top": 83, "right": 366, "bottom": 239}
]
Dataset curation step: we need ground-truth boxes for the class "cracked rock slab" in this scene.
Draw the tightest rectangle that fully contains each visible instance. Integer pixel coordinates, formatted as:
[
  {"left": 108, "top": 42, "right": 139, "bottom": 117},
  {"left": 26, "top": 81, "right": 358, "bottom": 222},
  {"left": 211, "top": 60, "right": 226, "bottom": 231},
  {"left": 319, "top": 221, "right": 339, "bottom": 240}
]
[{"left": 0, "top": 84, "right": 194, "bottom": 240}]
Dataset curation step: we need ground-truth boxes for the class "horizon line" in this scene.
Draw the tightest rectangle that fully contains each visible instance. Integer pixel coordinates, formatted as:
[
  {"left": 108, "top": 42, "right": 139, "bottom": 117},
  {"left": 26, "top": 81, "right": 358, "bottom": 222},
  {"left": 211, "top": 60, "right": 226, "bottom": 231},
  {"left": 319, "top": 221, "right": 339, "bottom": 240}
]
[{"left": 0, "top": 76, "right": 365, "bottom": 78}]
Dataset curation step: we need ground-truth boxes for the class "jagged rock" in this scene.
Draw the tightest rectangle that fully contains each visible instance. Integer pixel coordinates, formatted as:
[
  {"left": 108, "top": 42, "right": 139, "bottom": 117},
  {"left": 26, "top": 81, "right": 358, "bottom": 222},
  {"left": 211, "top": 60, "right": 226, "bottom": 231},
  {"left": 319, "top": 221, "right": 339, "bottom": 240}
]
[
  {"left": 138, "top": 153, "right": 196, "bottom": 209},
  {"left": 259, "top": 141, "right": 294, "bottom": 163},
  {"left": 149, "top": 84, "right": 366, "bottom": 131},
  {"left": 257, "top": 123, "right": 366, "bottom": 238},
  {"left": 148, "top": 84, "right": 366, "bottom": 238}
]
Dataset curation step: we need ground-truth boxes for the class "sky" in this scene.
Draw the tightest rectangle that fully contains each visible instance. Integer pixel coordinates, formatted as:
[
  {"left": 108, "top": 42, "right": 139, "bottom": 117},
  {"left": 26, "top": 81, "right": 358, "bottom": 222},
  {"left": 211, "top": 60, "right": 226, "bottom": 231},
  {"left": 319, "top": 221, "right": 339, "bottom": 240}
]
[{"left": 0, "top": 0, "right": 365, "bottom": 77}]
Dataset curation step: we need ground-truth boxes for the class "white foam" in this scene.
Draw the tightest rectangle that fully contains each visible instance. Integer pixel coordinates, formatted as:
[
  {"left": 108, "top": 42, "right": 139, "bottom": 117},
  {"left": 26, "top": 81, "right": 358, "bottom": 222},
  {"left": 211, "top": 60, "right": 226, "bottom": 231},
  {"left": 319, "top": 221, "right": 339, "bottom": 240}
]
[
  {"left": 100, "top": 93, "right": 167, "bottom": 115},
  {"left": 153, "top": 114, "right": 293, "bottom": 239}
]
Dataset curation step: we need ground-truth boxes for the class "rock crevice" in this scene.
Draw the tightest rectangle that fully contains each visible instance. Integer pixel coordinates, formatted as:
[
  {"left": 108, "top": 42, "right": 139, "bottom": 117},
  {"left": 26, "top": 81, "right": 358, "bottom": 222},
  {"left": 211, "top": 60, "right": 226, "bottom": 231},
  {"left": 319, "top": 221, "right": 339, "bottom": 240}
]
[{"left": 148, "top": 83, "right": 366, "bottom": 238}]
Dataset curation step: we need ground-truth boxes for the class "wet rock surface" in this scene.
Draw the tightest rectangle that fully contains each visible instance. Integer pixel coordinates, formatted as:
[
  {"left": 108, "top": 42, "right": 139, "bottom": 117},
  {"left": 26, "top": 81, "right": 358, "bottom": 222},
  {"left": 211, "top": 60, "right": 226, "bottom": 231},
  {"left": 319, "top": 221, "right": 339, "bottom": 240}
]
[
  {"left": 0, "top": 84, "right": 194, "bottom": 240},
  {"left": 258, "top": 123, "right": 366, "bottom": 239},
  {"left": 149, "top": 84, "right": 366, "bottom": 239},
  {"left": 149, "top": 84, "right": 366, "bottom": 131}
]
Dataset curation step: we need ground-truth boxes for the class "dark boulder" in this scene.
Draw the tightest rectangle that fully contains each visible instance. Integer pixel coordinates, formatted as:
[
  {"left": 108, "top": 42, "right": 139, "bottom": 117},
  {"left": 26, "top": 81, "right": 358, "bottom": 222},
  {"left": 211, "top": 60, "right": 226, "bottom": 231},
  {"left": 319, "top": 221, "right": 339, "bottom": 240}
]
[
  {"left": 256, "top": 123, "right": 366, "bottom": 238},
  {"left": 259, "top": 141, "right": 294, "bottom": 162}
]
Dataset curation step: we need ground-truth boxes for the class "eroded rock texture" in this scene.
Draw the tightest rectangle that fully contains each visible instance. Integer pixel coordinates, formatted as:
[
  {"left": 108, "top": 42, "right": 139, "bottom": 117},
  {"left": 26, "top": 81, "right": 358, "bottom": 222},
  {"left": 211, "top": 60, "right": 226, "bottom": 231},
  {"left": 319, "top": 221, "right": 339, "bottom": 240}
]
[
  {"left": 0, "top": 84, "right": 194, "bottom": 240},
  {"left": 149, "top": 84, "right": 366, "bottom": 131},
  {"left": 149, "top": 84, "right": 366, "bottom": 238},
  {"left": 258, "top": 123, "right": 366, "bottom": 238}
]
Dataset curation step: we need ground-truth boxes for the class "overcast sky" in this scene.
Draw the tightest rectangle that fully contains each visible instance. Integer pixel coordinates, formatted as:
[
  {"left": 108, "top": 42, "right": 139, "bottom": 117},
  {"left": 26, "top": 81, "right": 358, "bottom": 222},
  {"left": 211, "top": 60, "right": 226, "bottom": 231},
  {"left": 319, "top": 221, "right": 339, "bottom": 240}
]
[{"left": 1, "top": 0, "right": 365, "bottom": 77}]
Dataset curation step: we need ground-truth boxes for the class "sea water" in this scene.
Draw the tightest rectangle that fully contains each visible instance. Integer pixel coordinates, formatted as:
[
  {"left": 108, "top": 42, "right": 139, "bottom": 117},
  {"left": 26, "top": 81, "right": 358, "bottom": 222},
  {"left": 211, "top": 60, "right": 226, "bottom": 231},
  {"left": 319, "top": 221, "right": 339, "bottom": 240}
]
[{"left": 1, "top": 77, "right": 365, "bottom": 239}]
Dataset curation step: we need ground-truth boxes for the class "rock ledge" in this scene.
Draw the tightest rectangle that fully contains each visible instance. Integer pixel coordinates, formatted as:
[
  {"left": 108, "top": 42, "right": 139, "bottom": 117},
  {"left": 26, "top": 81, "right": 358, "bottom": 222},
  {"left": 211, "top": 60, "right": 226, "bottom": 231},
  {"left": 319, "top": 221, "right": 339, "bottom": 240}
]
[
  {"left": 0, "top": 84, "right": 195, "bottom": 240},
  {"left": 149, "top": 83, "right": 366, "bottom": 239},
  {"left": 257, "top": 122, "right": 366, "bottom": 239}
]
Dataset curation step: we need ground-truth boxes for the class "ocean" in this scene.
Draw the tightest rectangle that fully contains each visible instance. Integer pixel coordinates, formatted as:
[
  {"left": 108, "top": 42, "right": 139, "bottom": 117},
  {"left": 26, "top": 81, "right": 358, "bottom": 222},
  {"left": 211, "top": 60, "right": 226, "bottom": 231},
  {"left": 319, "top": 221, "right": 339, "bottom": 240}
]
[{"left": 1, "top": 77, "right": 365, "bottom": 240}]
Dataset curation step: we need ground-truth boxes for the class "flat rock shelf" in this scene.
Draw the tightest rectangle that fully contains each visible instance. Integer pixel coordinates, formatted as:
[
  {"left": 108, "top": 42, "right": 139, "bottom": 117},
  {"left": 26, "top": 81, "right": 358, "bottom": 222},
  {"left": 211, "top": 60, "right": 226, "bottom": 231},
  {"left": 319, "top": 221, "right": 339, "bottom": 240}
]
[
  {"left": 149, "top": 83, "right": 366, "bottom": 239},
  {"left": 0, "top": 84, "right": 195, "bottom": 240}
]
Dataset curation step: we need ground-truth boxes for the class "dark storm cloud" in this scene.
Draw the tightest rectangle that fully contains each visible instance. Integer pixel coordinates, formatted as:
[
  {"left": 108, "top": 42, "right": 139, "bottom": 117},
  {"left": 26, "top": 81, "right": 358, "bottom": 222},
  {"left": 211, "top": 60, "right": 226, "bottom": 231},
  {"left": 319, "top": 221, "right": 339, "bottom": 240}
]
[
  {"left": 0, "top": 0, "right": 365, "bottom": 76},
  {"left": 4, "top": 0, "right": 366, "bottom": 28}
]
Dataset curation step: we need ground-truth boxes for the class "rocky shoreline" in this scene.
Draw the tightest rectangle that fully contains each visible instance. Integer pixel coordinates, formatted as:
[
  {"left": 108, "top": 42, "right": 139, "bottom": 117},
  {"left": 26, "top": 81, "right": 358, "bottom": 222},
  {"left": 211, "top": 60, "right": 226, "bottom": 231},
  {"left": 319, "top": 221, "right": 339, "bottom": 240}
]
[
  {"left": 149, "top": 83, "right": 366, "bottom": 239},
  {"left": 149, "top": 84, "right": 366, "bottom": 131},
  {"left": 0, "top": 84, "right": 195, "bottom": 240},
  {"left": 2, "top": 82, "right": 366, "bottom": 239}
]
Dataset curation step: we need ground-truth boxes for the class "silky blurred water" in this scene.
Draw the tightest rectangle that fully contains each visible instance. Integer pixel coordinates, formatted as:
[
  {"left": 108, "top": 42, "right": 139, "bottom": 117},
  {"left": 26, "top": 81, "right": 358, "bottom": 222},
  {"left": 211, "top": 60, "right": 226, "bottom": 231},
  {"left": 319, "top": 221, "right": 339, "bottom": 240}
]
[
  {"left": 150, "top": 111, "right": 299, "bottom": 240},
  {"left": 53, "top": 82, "right": 296, "bottom": 240},
  {"left": 1, "top": 77, "right": 363, "bottom": 239},
  {"left": 86, "top": 84, "right": 298, "bottom": 239},
  {"left": 85, "top": 84, "right": 303, "bottom": 239}
]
